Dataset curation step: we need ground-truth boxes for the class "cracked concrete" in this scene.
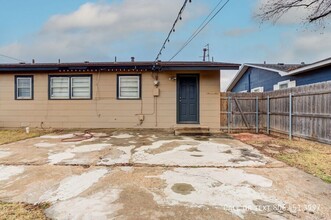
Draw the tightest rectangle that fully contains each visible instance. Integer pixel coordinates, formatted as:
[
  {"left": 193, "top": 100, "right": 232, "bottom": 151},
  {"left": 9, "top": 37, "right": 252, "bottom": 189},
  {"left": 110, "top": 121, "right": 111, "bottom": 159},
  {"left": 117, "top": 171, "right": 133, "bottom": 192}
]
[{"left": 0, "top": 129, "right": 330, "bottom": 220}]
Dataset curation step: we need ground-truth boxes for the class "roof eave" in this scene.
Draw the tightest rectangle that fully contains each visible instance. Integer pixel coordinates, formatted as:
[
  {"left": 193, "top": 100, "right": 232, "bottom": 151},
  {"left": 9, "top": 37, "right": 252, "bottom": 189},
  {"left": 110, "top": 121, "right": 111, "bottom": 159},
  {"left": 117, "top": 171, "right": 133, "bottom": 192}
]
[
  {"left": 226, "top": 64, "right": 289, "bottom": 92},
  {"left": 287, "top": 58, "right": 331, "bottom": 75}
]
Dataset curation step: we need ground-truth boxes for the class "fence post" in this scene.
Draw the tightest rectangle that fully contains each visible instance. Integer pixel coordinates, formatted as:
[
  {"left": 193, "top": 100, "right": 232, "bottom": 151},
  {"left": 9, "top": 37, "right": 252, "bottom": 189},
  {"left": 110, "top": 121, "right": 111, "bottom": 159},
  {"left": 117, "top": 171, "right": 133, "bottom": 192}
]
[
  {"left": 227, "top": 96, "right": 232, "bottom": 133},
  {"left": 289, "top": 93, "right": 292, "bottom": 140},
  {"left": 256, "top": 96, "right": 259, "bottom": 133},
  {"left": 267, "top": 96, "right": 270, "bottom": 134}
]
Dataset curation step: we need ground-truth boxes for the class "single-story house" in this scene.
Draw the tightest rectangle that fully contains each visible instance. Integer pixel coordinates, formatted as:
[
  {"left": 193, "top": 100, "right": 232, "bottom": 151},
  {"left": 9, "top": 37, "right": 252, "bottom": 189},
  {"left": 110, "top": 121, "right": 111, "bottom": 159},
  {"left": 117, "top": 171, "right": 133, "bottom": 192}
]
[
  {"left": 0, "top": 61, "right": 239, "bottom": 130},
  {"left": 227, "top": 57, "right": 331, "bottom": 92}
]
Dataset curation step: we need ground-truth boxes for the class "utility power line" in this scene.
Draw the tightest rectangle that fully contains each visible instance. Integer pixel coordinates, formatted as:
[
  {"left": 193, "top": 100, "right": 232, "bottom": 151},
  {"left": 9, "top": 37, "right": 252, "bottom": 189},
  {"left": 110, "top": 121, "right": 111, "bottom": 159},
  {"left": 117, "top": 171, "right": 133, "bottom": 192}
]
[
  {"left": 154, "top": 0, "right": 192, "bottom": 62},
  {"left": 169, "top": 0, "right": 231, "bottom": 61},
  {"left": 0, "top": 53, "right": 25, "bottom": 62}
]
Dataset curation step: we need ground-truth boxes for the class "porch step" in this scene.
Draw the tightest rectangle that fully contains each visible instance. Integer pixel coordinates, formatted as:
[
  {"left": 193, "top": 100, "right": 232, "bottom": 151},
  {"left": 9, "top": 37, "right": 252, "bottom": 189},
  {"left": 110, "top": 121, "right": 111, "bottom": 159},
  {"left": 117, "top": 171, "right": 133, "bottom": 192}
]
[{"left": 174, "top": 126, "right": 210, "bottom": 136}]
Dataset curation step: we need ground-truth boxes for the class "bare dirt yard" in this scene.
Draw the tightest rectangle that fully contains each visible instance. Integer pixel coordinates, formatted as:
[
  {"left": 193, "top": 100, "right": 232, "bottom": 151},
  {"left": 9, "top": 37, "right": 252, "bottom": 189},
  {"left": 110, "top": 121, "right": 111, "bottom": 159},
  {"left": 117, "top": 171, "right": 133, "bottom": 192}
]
[{"left": 0, "top": 129, "right": 330, "bottom": 220}]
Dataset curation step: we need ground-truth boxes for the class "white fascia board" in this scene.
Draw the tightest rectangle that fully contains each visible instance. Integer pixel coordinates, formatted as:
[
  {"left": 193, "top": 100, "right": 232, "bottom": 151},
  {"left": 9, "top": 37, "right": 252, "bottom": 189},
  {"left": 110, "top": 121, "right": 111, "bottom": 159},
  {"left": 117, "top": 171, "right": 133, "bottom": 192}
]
[
  {"left": 225, "top": 64, "right": 248, "bottom": 91},
  {"left": 287, "top": 58, "right": 331, "bottom": 76},
  {"left": 244, "top": 64, "right": 288, "bottom": 76}
]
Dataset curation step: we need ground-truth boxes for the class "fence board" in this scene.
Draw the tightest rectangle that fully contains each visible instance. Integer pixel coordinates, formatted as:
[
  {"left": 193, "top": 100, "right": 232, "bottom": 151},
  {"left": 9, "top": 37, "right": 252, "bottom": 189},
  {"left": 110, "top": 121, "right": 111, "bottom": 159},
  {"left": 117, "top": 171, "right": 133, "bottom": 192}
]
[{"left": 221, "top": 81, "right": 331, "bottom": 144}]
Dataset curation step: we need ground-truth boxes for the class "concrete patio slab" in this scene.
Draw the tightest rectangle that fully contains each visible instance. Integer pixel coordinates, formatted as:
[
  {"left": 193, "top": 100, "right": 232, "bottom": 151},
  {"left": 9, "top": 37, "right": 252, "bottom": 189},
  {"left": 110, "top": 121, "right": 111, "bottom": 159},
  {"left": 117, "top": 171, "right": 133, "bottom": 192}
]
[{"left": 0, "top": 130, "right": 330, "bottom": 219}]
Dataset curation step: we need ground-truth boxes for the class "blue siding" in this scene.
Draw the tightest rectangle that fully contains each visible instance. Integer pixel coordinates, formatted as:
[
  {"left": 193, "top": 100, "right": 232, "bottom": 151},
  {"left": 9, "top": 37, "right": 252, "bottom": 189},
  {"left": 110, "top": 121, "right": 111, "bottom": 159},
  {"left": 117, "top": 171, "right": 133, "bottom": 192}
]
[{"left": 231, "top": 65, "right": 331, "bottom": 92}]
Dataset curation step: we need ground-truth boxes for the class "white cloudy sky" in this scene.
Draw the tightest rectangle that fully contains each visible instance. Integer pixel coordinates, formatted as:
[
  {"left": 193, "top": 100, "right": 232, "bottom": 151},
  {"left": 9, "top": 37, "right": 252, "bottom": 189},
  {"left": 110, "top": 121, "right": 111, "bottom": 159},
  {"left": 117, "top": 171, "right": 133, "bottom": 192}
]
[{"left": 0, "top": 0, "right": 330, "bottom": 90}]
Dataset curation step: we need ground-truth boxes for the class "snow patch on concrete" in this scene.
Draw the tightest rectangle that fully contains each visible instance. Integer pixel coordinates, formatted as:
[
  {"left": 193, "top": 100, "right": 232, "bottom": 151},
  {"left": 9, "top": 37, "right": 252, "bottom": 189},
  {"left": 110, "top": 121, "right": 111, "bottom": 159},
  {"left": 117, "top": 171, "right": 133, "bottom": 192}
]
[
  {"left": 0, "top": 150, "right": 11, "bottom": 158},
  {"left": 34, "top": 143, "right": 56, "bottom": 148},
  {"left": 91, "top": 133, "right": 108, "bottom": 137},
  {"left": 45, "top": 189, "right": 122, "bottom": 220},
  {"left": 0, "top": 166, "right": 24, "bottom": 181},
  {"left": 39, "top": 168, "right": 109, "bottom": 202},
  {"left": 133, "top": 140, "right": 267, "bottom": 167},
  {"left": 152, "top": 168, "right": 282, "bottom": 218},
  {"left": 40, "top": 134, "right": 75, "bottom": 139},
  {"left": 70, "top": 144, "right": 110, "bottom": 153},
  {"left": 98, "top": 146, "right": 134, "bottom": 165},
  {"left": 111, "top": 133, "right": 134, "bottom": 139},
  {"left": 48, "top": 152, "right": 75, "bottom": 164}
]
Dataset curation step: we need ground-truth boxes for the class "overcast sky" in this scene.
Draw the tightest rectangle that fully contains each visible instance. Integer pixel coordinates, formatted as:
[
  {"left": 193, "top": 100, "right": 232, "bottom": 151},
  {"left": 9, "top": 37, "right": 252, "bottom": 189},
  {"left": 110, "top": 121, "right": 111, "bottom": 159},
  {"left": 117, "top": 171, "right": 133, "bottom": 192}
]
[{"left": 0, "top": 0, "right": 330, "bottom": 91}]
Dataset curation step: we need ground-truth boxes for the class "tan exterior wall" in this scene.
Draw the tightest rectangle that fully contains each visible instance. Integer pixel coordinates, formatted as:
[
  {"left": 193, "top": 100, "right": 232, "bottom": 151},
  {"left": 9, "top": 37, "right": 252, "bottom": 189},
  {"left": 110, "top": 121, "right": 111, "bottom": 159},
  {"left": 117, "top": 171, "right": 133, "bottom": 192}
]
[{"left": 0, "top": 70, "right": 220, "bottom": 129}]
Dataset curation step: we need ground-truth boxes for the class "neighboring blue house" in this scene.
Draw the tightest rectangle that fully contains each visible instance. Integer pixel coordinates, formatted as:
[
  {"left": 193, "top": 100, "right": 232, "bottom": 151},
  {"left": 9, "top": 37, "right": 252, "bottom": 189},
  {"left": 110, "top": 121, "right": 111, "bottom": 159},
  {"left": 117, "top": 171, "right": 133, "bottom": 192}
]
[{"left": 227, "top": 57, "right": 331, "bottom": 92}]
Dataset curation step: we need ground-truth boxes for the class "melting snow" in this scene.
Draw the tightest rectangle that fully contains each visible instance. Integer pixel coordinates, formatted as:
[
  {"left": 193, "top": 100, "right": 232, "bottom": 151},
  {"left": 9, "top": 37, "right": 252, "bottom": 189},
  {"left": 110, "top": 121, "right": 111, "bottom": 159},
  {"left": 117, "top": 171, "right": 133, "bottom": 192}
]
[
  {"left": 48, "top": 152, "right": 75, "bottom": 164},
  {"left": 70, "top": 144, "right": 110, "bottom": 153},
  {"left": 40, "top": 134, "right": 75, "bottom": 139},
  {"left": 133, "top": 140, "right": 267, "bottom": 167},
  {"left": 39, "top": 168, "right": 109, "bottom": 202},
  {"left": 111, "top": 134, "right": 134, "bottom": 139},
  {"left": 34, "top": 143, "right": 56, "bottom": 148},
  {"left": 98, "top": 146, "right": 134, "bottom": 165},
  {"left": 45, "top": 189, "right": 122, "bottom": 220},
  {"left": 0, "top": 150, "right": 11, "bottom": 158},
  {"left": 152, "top": 168, "right": 282, "bottom": 218},
  {"left": 0, "top": 166, "right": 24, "bottom": 181}
]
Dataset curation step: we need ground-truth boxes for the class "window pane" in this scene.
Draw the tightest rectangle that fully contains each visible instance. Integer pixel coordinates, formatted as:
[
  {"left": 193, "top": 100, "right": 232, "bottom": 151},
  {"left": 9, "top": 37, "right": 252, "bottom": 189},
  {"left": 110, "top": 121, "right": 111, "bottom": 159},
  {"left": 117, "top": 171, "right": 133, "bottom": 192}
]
[
  {"left": 18, "top": 78, "right": 30, "bottom": 88},
  {"left": 279, "top": 84, "right": 288, "bottom": 89},
  {"left": 50, "top": 77, "right": 69, "bottom": 99},
  {"left": 119, "top": 76, "right": 140, "bottom": 99},
  {"left": 71, "top": 77, "right": 91, "bottom": 98},
  {"left": 17, "top": 77, "right": 31, "bottom": 99},
  {"left": 18, "top": 88, "right": 31, "bottom": 97}
]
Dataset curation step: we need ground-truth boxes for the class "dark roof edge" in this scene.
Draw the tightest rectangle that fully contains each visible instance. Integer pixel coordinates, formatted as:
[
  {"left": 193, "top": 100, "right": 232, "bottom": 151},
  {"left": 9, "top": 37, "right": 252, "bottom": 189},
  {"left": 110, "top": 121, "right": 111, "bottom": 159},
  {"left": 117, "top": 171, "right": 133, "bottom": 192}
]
[{"left": 0, "top": 61, "right": 240, "bottom": 72}]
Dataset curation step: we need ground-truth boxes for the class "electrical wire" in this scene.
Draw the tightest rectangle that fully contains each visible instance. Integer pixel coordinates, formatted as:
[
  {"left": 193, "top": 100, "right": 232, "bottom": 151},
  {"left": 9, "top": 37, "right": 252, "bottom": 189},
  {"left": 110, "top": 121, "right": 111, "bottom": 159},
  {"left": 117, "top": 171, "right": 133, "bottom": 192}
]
[
  {"left": 169, "top": 0, "right": 231, "bottom": 61},
  {"left": 0, "top": 53, "right": 25, "bottom": 62},
  {"left": 154, "top": 0, "right": 192, "bottom": 62}
]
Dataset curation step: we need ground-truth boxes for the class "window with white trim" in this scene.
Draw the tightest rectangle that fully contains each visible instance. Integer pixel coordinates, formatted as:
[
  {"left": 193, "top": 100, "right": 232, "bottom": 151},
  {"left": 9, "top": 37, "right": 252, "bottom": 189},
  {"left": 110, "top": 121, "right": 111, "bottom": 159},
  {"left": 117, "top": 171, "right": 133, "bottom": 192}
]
[
  {"left": 251, "top": 87, "right": 264, "bottom": 93},
  {"left": 16, "top": 76, "right": 33, "bottom": 100},
  {"left": 50, "top": 77, "right": 70, "bottom": 99},
  {"left": 273, "top": 80, "right": 296, "bottom": 91},
  {"left": 117, "top": 75, "right": 141, "bottom": 99},
  {"left": 71, "top": 77, "right": 91, "bottom": 99},
  {"left": 49, "top": 75, "right": 92, "bottom": 99}
]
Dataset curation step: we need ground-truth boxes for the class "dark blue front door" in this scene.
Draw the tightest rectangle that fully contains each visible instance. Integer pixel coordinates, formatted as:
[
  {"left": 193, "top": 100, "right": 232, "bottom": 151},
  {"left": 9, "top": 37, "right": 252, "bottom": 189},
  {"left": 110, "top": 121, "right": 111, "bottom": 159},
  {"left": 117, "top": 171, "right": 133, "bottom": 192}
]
[{"left": 177, "top": 75, "right": 199, "bottom": 124}]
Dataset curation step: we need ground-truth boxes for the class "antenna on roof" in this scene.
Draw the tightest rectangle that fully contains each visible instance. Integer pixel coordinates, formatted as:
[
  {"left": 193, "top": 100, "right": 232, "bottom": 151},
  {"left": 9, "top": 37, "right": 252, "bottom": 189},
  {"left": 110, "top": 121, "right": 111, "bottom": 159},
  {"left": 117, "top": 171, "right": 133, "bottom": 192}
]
[{"left": 201, "top": 44, "right": 210, "bottom": 62}]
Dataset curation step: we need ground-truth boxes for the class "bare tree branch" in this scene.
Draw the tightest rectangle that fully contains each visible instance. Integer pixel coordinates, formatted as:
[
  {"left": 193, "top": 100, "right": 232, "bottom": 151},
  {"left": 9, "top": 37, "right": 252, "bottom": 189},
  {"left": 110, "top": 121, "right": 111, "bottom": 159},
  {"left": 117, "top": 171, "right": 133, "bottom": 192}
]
[{"left": 257, "top": 0, "right": 331, "bottom": 25}]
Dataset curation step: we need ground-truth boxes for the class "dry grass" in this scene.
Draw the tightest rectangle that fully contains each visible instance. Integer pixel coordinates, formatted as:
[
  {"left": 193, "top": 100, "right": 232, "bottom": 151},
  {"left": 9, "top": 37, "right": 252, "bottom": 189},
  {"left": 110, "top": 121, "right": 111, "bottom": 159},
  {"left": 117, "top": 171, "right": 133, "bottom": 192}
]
[
  {"left": 0, "top": 129, "right": 52, "bottom": 219},
  {"left": 0, "top": 202, "right": 50, "bottom": 220},
  {"left": 233, "top": 133, "right": 331, "bottom": 183},
  {"left": 274, "top": 139, "right": 331, "bottom": 183},
  {"left": 0, "top": 129, "right": 49, "bottom": 145}
]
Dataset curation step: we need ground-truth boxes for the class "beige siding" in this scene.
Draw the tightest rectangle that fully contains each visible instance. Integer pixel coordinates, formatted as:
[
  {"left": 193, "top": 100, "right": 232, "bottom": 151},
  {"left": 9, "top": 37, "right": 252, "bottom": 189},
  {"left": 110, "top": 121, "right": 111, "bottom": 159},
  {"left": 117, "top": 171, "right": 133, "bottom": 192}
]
[{"left": 0, "top": 70, "right": 220, "bottom": 129}]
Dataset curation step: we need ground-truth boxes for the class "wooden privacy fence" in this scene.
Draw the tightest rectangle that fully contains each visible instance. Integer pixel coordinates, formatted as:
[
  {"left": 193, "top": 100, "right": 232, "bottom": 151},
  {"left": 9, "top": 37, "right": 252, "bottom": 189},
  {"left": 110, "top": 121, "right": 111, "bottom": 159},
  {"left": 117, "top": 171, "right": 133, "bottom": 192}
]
[{"left": 220, "top": 81, "right": 331, "bottom": 144}]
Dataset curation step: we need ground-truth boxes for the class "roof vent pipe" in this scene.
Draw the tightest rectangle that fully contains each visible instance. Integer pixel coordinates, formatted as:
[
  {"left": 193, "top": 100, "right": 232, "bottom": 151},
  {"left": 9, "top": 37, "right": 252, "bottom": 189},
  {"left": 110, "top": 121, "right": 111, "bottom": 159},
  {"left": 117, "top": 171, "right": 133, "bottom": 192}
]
[
  {"left": 131, "top": 57, "right": 135, "bottom": 62},
  {"left": 32, "top": 59, "right": 35, "bottom": 64},
  {"left": 301, "top": 62, "right": 305, "bottom": 65}
]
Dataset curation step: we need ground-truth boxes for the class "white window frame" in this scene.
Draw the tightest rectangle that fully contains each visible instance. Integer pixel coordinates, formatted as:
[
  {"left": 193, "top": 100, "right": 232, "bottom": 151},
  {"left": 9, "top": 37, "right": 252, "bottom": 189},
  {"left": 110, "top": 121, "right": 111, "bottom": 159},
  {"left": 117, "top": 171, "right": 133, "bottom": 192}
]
[
  {"left": 118, "top": 75, "right": 141, "bottom": 99},
  {"left": 273, "top": 80, "right": 296, "bottom": 91},
  {"left": 16, "top": 76, "right": 32, "bottom": 100},
  {"left": 71, "top": 77, "right": 91, "bottom": 99},
  {"left": 239, "top": 90, "right": 248, "bottom": 93},
  {"left": 50, "top": 77, "right": 70, "bottom": 99},
  {"left": 49, "top": 75, "right": 92, "bottom": 100},
  {"left": 251, "top": 87, "right": 264, "bottom": 93}
]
